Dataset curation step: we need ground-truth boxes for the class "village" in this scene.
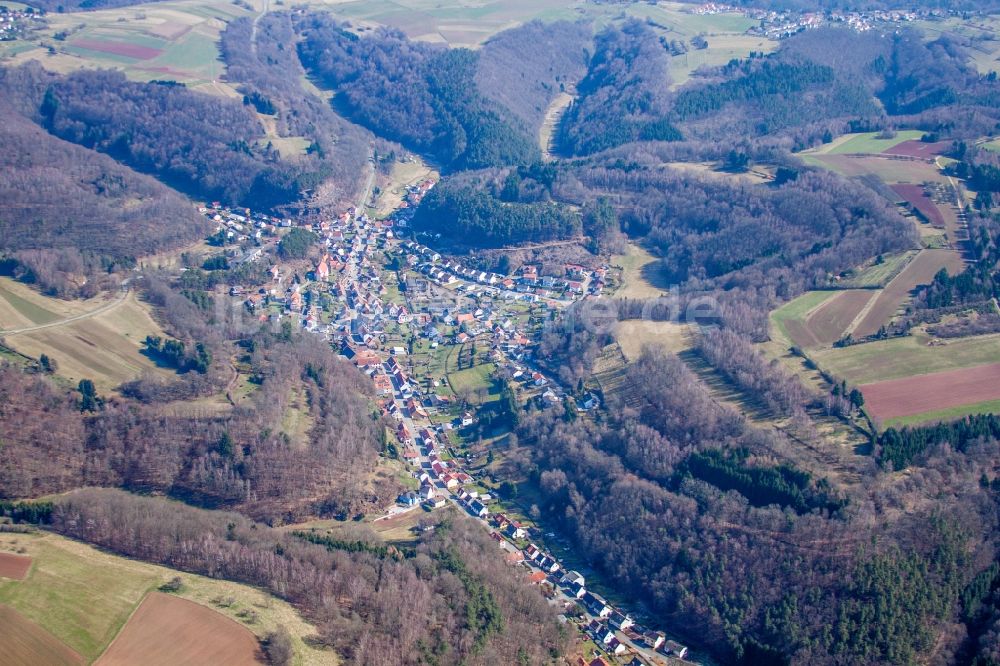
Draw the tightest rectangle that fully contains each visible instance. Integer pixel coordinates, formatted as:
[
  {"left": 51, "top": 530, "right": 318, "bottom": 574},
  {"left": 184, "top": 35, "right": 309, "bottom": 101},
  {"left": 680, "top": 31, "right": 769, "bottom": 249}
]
[
  {"left": 694, "top": 2, "right": 960, "bottom": 39},
  {"left": 0, "top": 4, "right": 45, "bottom": 41},
  {"left": 198, "top": 177, "right": 692, "bottom": 665}
]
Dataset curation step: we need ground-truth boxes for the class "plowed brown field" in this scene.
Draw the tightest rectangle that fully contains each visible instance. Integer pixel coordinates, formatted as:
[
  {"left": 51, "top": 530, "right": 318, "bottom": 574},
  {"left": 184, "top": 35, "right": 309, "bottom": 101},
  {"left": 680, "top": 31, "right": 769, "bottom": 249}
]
[
  {"left": 95, "top": 592, "right": 263, "bottom": 666},
  {"left": 806, "top": 290, "right": 874, "bottom": 345},
  {"left": 853, "top": 249, "right": 965, "bottom": 338},
  {"left": 0, "top": 605, "right": 85, "bottom": 666},
  {"left": 861, "top": 363, "right": 1000, "bottom": 420},
  {"left": 0, "top": 552, "right": 32, "bottom": 580}
]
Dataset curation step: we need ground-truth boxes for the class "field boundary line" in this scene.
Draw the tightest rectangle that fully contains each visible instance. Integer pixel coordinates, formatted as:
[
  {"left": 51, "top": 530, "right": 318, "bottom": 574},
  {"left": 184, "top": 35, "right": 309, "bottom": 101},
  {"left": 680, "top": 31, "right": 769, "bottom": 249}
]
[
  {"left": 843, "top": 289, "right": 880, "bottom": 337},
  {"left": 0, "top": 286, "right": 130, "bottom": 337}
]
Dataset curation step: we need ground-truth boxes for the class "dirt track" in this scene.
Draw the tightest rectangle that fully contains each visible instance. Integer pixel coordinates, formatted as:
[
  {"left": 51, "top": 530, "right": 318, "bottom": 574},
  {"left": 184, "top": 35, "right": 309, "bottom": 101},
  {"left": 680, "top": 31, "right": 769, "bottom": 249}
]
[{"left": 853, "top": 250, "right": 964, "bottom": 338}]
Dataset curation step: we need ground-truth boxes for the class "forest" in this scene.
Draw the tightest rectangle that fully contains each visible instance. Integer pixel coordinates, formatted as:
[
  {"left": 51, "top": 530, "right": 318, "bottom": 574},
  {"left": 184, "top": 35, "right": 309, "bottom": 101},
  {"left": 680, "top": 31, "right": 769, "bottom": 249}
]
[
  {"left": 35, "top": 488, "right": 569, "bottom": 664},
  {"left": 557, "top": 21, "right": 681, "bottom": 156},
  {"left": 412, "top": 177, "right": 581, "bottom": 247},
  {"left": 219, "top": 12, "right": 371, "bottom": 210},
  {"left": 295, "top": 13, "right": 539, "bottom": 170},
  {"left": 0, "top": 88, "right": 209, "bottom": 295},
  {"left": 0, "top": 269, "right": 386, "bottom": 521},
  {"left": 503, "top": 346, "right": 1000, "bottom": 665}
]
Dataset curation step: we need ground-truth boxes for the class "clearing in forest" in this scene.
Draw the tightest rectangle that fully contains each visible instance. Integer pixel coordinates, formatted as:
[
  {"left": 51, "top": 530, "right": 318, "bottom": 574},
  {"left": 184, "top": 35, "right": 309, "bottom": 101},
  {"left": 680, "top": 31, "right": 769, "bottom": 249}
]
[
  {"left": 95, "top": 592, "right": 264, "bottom": 666},
  {"left": 615, "top": 320, "right": 692, "bottom": 361},
  {"left": 612, "top": 243, "right": 669, "bottom": 300}
]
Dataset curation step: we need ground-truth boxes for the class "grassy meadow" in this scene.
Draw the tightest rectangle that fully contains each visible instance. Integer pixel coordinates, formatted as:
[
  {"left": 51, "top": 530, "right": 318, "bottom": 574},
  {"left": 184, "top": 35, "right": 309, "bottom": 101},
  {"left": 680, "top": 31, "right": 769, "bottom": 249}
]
[{"left": 0, "top": 530, "right": 331, "bottom": 665}]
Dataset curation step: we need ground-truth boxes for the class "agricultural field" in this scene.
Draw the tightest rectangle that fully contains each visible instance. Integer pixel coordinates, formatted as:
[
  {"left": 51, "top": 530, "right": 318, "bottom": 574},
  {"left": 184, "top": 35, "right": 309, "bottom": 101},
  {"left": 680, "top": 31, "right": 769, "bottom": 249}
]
[
  {"left": 861, "top": 363, "right": 1000, "bottom": 427},
  {"left": 0, "top": 277, "right": 106, "bottom": 331},
  {"left": 800, "top": 290, "right": 875, "bottom": 346},
  {"left": 851, "top": 249, "right": 964, "bottom": 338},
  {"left": 834, "top": 251, "right": 917, "bottom": 289},
  {"left": 0, "top": 605, "right": 85, "bottom": 666},
  {"left": 3, "top": 0, "right": 257, "bottom": 95},
  {"left": 309, "top": 0, "right": 774, "bottom": 78},
  {"left": 801, "top": 152, "right": 949, "bottom": 182},
  {"left": 0, "top": 552, "right": 32, "bottom": 580},
  {"left": 892, "top": 183, "right": 945, "bottom": 227},
  {"left": 0, "top": 530, "right": 331, "bottom": 665},
  {"left": 811, "top": 331, "right": 1000, "bottom": 386},
  {"left": 805, "top": 130, "right": 926, "bottom": 156},
  {"left": 95, "top": 592, "right": 263, "bottom": 666},
  {"left": 769, "top": 290, "right": 837, "bottom": 350},
  {"left": 914, "top": 15, "right": 1000, "bottom": 76},
  {"left": 3, "top": 289, "right": 175, "bottom": 393}
]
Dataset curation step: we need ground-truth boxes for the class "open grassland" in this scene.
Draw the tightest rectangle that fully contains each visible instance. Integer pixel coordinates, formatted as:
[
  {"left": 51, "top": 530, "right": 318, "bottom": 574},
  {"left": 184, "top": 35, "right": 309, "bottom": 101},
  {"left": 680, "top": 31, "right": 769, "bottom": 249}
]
[
  {"left": 861, "top": 363, "right": 1000, "bottom": 425},
  {"left": 540, "top": 90, "right": 574, "bottom": 159},
  {"left": 812, "top": 331, "right": 1000, "bottom": 386},
  {"left": 801, "top": 130, "right": 924, "bottom": 156},
  {"left": 612, "top": 242, "right": 668, "bottom": 299},
  {"left": 5, "top": 290, "right": 175, "bottom": 393},
  {"left": 0, "top": 605, "right": 85, "bottom": 666},
  {"left": 852, "top": 249, "right": 964, "bottom": 338},
  {"left": 95, "top": 592, "right": 263, "bottom": 666},
  {"left": 374, "top": 156, "right": 437, "bottom": 218},
  {"left": 663, "top": 161, "right": 773, "bottom": 184},
  {"left": 5, "top": 0, "right": 258, "bottom": 95},
  {"left": 836, "top": 251, "right": 917, "bottom": 289},
  {"left": 0, "top": 531, "right": 331, "bottom": 665},
  {"left": 615, "top": 320, "right": 692, "bottom": 361},
  {"left": 0, "top": 277, "right": 106, "bottom": 330}
]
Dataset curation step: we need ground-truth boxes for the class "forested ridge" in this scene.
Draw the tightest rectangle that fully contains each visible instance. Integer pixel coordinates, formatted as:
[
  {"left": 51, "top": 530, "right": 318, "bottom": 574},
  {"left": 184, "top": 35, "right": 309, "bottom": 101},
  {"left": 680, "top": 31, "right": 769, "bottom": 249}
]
[
  {"left": 508, "top": 346, "right": 1000, "bottom": 665},
  {"left": 295, "top": 13, "right": 539, "bottom": 170},
  {"left": 0, "top": 100, "right": 209, "bottom": 295},
  {"left": 557, "top": 21, "right": 681, "bottom": 156}
]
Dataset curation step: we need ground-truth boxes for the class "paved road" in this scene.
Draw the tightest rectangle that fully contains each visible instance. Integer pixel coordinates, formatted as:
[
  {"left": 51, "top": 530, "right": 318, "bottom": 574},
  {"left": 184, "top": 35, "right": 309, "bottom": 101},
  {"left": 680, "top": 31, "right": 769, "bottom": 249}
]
[{"left": 0, "top": 284, "right": 130, "bottom": 337}]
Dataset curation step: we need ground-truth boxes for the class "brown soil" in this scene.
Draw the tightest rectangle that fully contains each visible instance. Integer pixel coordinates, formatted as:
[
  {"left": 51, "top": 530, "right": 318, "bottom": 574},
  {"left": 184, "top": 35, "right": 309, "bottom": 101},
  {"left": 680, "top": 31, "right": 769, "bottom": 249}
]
[
  {"left": 861, "top": 362, "right": 1000, "bottom": 420},
  {"left": 95, "top": 592, "right": 264, "bottom": 666}
]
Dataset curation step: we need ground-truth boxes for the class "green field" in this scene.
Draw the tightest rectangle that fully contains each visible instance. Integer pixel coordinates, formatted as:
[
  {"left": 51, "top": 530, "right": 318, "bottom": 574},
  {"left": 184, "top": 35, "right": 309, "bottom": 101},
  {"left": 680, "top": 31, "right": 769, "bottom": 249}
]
[
  {"left": 822, "top": 130, "right": 926, "bottom": 155},
  {"left": 0, "top": 534, "right": 159, "bottom": 660},
  {"left": 884, "top": 397, "right": 1000, "bottom": 429},
  {"left": 812, "top": 332, "right": 1000, "bottom": 385},
  {"left": 834, "top": 251, "right": 918, "bottom": 289},
  {"left": 769, "top": 291, "right": 836, "bottom": 344},
  {"left": 448, "top": 356, "right": 498, "bottom": 404},
  {"left": 0, "top": 531, "right": 331, "bottom": 664}
]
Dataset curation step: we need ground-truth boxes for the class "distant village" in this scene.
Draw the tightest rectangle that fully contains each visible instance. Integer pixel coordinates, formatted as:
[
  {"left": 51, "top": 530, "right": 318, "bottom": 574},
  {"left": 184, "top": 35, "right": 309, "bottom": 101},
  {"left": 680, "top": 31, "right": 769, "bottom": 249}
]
[
  {"left": 0, "top": 5, "right": 45, "bottom": 41},
  {"left": 694, "top": 2, "right": 964, "bottom": 39}
]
